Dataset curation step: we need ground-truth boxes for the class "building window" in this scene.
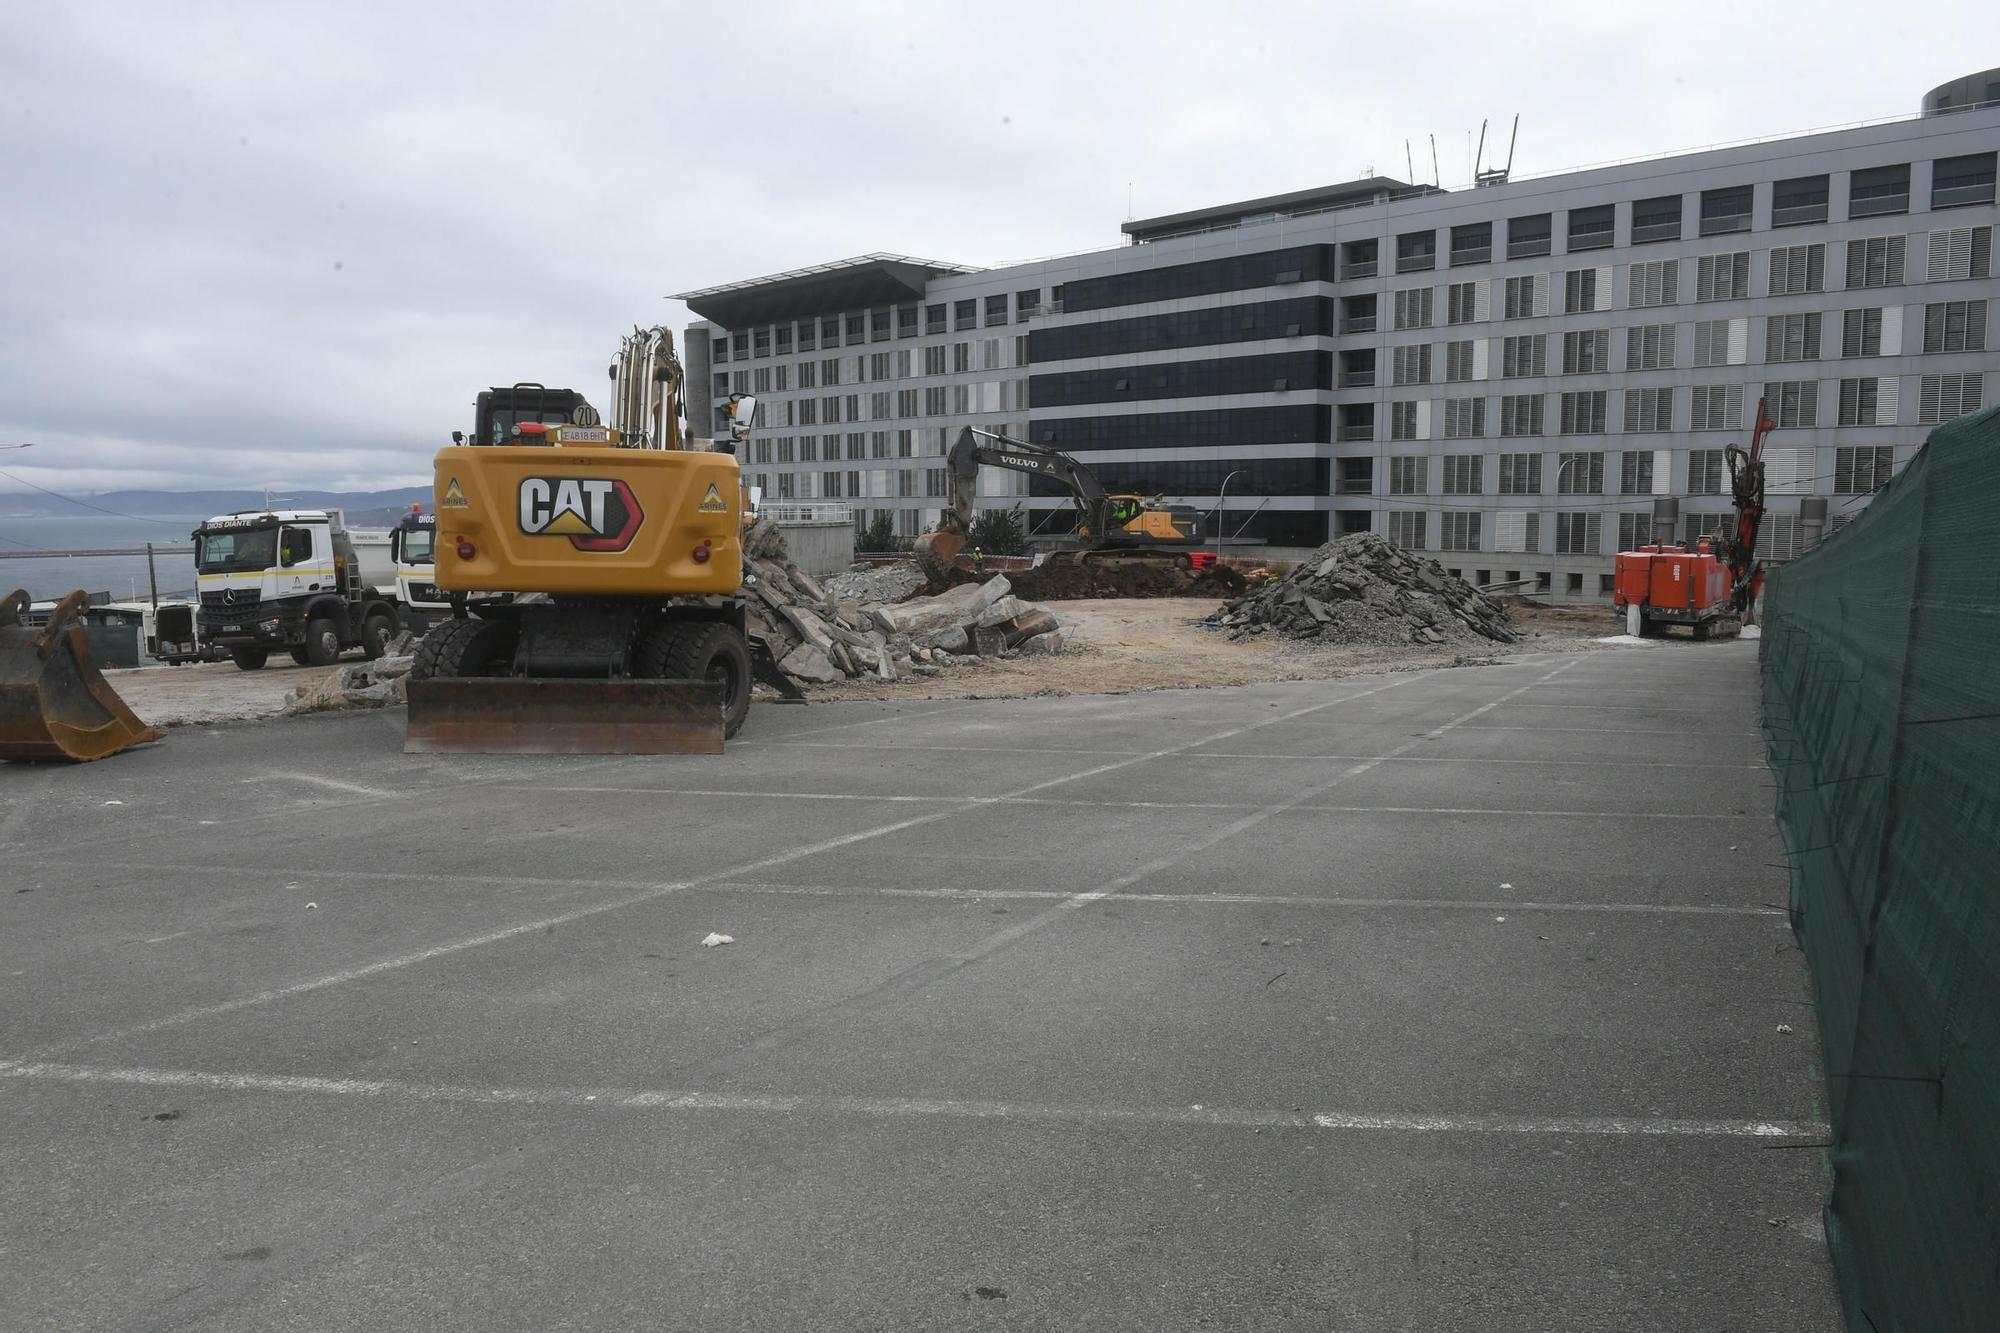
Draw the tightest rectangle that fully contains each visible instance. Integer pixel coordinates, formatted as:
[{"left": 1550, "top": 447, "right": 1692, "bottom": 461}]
[
  {"left": 925, "top": 304, "right": 946, "bottom": 335},
  {"left": 1699, "top": 184, "right": 1753, "bottom": 236},
  {"left": 1691, "top": 384, "right": 1744, "bottom": 431},
  {"left": 1339, "top": 404, "right": 1375, "bottom": 442},
  {"left": 774, "top": 365, "right": 791, "bottom": 391},
  {"left": 1932, "top": 152, "right": 1997, "bottom": 209},
  {"left": 798, "top": 362, "right": 818, "bottom": 390},
  {"left": 1497, "top": 452, "right": 1542, "bottom": 494},
  {"left": 1768, "top": 243, "right": 1826, "bottom": 295},
  {"left": 1834, "top": 446, "right": 1895, "bottom": 495},
  {"left": 1692, "top": 319, "right": 1743, "bottom": 367},
  {"left": 954, "top": 299, "right": 977, "bottom": 331},
  {"left": 985, "top": 294, "right": 1009, "bottom": 327},
  {"left": 1501, "top": 335, "right": 1546, "bottom": 379},
  {"left": 1560, "top": 391, "right": 1607, "bottom": 435},
  {"left": 1918, "top": 372, "right": 1985, "bottom": 423},
  {"left": 1441, "top": 454, "right": 1483, "bottom": 495},
  {"left": 1923, "top": 300, "right": 1988, "bottom": 353},
  {"left": 1846, "top": 235, "right": 1906, "bottom": 288},
  {"left": 1392, "top": 344, "right": 1433, "bottom": 385},
  {"left": 925, "top": 468, "right": 948, "bottom": 497},
  {"left": 1562, "top": 329, "right": 1609, "bottom": 374},
  {"left": 1445, "top": 282, "right": 1480, "bottom": 325},
  {"left": 845, "top": 313, "right": 866, "bottom": 341},
  {"left": 1393, "top": 287, "right": 1435, "bottom": 330},
  {"left": 1555, "top": 511, "right": 1602, "bottom": 555},
  {"left": 1688, "top": 449, "right": 1725, "bottom": 495},
  {"left": 1841, "top": 308, "right": 1884, "bottom": 358},
  {"left": 846, "top": 433, "right": 866, "bottom": 460},
  {"left": 1386, "top": 511, "right": 1428, "bottom": 550},
  {"left": 1772, "top": 175, "right": 1828, "bottom": 227},
  {"left": 897, "top": 430, "right": 914, "bottom": 457},
  {"left": 1629, "top": 260, "right": 1679, "bottom": 308},
  {"left": 897, "top": 306, "right": 919, "bottom": 338},
  {"left": 1927, "top": 226, "right": 1994, "bottom": 281},
  {"left": 1444, "top": 341, "right": 1474, "bottom": 382},
  {"left": 921, "top": 345, "right": 945, "bottom": 376},
  {"left": 1396, "top": 230, "right": 1437, "bottom": 273},
  {"left": 1342, "top": 239, "right": 1378, "bottom": 279},
  {"left": 1502, "top": 274, "right": 1546, "bottom": 320},
  {"left": 1765, "top": 380, "right": 1819, "bottom": 428},
  {"left": 924, "top": 386, "right": 946, "bottom": 415},
  {"left": 1389, "top": 455, "right": 1427, "bottom": 495},
  {"left": 1568, "top": 204, "right": 1614, "bottom": 252},
  {"left": 1341, "top": 293, "right": 1378, "bottom": 334},
  {"left": 1617, "top": 511, "right": 1655, "bottom": 550},
  {"left": 1440, "top": 511, "right": 1481, "bottom": 551},
  {"left": 1557, "top": 450, "right": 1604, "bottom": 493},
  {"left": 800, "top": 435, "right": 820, "bottom": 463},
  {"left": 1696, "top": 252, "right": 1750, "bottom": 302},
  {"left": 797, "top": 321, "right": 817, "bottom": 353},
  {"left": 1631, "top": 195, "right": 1683, "bottom": 244},
  {"left": 1499, "top": 394, "right": 1545, "bottom": 437},
  {"left": 1390, "top": 401, "right": 1420, "bottom": 441},
  {"left": 871, "top": 391, "right": 893, "bottom": 419},
  {"left": 1766, "top": 312, "right": 1822, "bottom": 362},
  {"left": 752, "top": 367, "right": 771, "bottom": 393},
  {"left": 1848, "top": 163, "right": 1910, "bottom": 218},
  {"left": 1562, "top": 268, "right": 1600, "bottom": 314},
  {"left": 896, "top": 388, "right": 918, "bottom": 418},
  {"left": 1444, "top": 397, "right": 1486, "bottom": 439},
  {"left": 1627, "top": 323, "right": 1675, "bottom": 371},
  {"left": 1838, "top": 377, "right": 1892, "bottom": 426},
  {"left": 711, "top": 337, "right": 728, "bottom": 364},
  {"left": 1450, "top": 222, "right": 1492, "bottom": 266},
  {"left": 1015, "top": 289, "right": 1041, "bottom": 320},
  {"left": 1507, "top": 213, "right": 1552, "bottom": 259},
  {"left": 1619, "top": 450, "right": 1655, "bottom": 495}
]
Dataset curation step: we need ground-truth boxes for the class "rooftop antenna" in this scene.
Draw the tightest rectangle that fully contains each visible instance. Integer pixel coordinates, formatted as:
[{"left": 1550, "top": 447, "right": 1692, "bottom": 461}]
[
  {"left": 1474, "top": 118, "right": 1489, "bottom": 177},
  {"left": 1430, "top": 134, "right": 1440, "bottom": 189},
  {"left": 1405, "top": 139, "right": 1414, "bottom": 183},
  {"left": 1476, "top": 113, "right": 1520, "bottom": 188}
]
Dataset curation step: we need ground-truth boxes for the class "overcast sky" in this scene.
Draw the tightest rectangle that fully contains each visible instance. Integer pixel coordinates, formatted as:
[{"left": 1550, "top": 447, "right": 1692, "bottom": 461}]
[{"left": 2, "top": 0, "right": 1990, "bottom": 498}]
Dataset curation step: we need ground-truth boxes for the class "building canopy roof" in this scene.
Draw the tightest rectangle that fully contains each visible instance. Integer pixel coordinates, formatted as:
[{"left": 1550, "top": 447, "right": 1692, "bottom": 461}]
[{"left": 673, "top": 253, "right": 980, "bottom": 329}]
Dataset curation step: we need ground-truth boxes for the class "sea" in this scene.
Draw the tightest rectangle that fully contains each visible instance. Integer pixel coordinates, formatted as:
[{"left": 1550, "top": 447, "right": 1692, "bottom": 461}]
[{"left": 0, "top": 514, "right": 209, "bottom": 604}]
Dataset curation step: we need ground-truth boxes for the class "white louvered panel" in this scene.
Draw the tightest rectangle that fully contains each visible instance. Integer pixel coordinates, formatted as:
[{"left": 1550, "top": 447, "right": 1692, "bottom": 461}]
[
  {"left": 1727, "top": 318, "right": 1748, "bottom": 365},
  {"left": 1473, "top": 339, "right": 1490, "bottom": 380},
  {"left": 1764, "top": 447, "right": 1813, "bottom": 496},
  {"left": 1929, "top": 229, "right": 1971, "bottom": 282},
  {"left": 979, "top": 381, "right": 1001, "bottom": 413},
  {"left": 1593, "top": 266, "right": 1613, "bottom": 312},
  {"left": 1652, "top": 449, "right": 1673, "bottom": 496},
  {"left": 1532, "top": 275, "right": 1549, "bottom": 317},
  {"left": 1881, "top": 305, "right": 1904, "bottom": 356},
  {"left": 1416, "top": 399, "right": 1434, "bottom": 440},
  {"left": 870, "top": 469, "right": 893, "bottom": 499},
  {"left": 1492, "top": 511, "right": 1529, "bottom": 553},
  {"left": 1473, "top": 280, "right": 1491, "bottom": 322},
  {"left": 1876, "top": 377, "right": 1900, "bottom": 425}
]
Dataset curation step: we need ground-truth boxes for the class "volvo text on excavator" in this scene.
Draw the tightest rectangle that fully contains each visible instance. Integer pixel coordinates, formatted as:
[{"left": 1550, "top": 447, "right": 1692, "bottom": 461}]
[
  {"left": 912, "top": 427, "right": 1203, "bottom": 580},
  {"left": 402, "top": 326, "right": 762, "bottom": 754}
]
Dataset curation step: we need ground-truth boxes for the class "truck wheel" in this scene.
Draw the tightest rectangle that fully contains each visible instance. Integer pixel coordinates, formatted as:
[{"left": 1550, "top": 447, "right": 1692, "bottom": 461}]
[
  {"left": 638, "top": 621, "right": 752, "bottom": 738},
  {"left": 303, "top": 617, "right": 342, "bottom": 665},
  {"left": 230, "top": 646, "right": 269, "bottom": 671},
  {"left": 361, "top": 613, "right": 395, "bottom": 660},
  {"left": 288, "top": 646, "right": 313, "bottom": 666},
  {"left": 410, "top": 617, "right": 517, "bottom": 680}
]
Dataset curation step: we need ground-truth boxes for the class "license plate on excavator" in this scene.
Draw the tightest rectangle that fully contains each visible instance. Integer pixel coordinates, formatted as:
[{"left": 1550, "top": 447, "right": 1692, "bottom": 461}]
[{"left": 403, "top": 677, "right": 726, "bottom": 755}]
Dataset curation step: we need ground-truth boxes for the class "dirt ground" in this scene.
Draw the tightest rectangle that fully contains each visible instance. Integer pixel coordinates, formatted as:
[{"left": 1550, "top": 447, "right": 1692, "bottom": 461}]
[
  {"left": 97, "top": 598, "right": 1615, "bottom": 727},
  {"left": 105, "top": 658, "right": 340, "bottom": 727}
]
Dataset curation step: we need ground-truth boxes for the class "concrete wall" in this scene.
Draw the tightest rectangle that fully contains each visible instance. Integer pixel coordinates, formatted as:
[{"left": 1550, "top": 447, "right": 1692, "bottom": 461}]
[{"left": 776, "top": 521, "right": 855, "bottom": 576}]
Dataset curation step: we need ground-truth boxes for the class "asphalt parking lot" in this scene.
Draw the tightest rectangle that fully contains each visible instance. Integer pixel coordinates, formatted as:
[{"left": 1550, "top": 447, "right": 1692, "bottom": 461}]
[{"left": 1, "top": 645, "right": 1839, "bottom": 1331}]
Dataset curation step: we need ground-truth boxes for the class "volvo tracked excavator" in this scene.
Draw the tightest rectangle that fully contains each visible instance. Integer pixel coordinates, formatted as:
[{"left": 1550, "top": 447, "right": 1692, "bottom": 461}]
[
  {"left": 912, "top": 427, "right": 1204, "bottom": 581},
  {"left": 402, "top": 326, "right": 763, "bottom": 755}
]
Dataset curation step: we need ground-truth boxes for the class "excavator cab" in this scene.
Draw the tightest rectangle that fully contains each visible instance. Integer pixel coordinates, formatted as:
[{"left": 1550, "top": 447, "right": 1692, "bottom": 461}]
[{"left": 0, "top": 590, "right": 163, "bottom": 762}]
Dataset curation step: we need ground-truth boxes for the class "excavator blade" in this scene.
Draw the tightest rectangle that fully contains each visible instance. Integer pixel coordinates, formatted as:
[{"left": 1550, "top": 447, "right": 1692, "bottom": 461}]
[
  {"left": 0, "top": 589, "right": 164, "bottom": 763},
  {"left": 403, "top": 677, "right": 726, "bottom": 755},
  {"left": 911, "top": 527, "right": 968, "bottom": 585}
]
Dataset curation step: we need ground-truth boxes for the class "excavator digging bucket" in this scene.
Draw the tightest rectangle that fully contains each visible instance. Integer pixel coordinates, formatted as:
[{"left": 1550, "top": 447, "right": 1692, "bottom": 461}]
[
  {"left": 403, "top": 677, "right": 726, "bottom": 755},
  {"left": 0, "top": 590, "right": 164, "bottom": 763},
  {"left": 911, "top": 527, "right": 969, "bottom": 585}
]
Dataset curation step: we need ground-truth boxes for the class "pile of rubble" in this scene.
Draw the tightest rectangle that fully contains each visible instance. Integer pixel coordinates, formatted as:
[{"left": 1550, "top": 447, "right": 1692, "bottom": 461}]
[
  {"left": 1208, "top": 533, "right": 1517, "bottom": 646},
  {"left": 282, "top": 631, "right": 420, "bottom": 713},
  {"left": 743, "top": 521, "right": 1063, "bottom": 684}
]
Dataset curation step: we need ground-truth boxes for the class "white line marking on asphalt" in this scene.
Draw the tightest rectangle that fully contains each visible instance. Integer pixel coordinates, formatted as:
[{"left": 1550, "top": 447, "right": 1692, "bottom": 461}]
[
  {"left": 761, "top": 741, "right": 1766, "bottom": 771},
  {"left": 27, "top": 672, "right": 1437, "bottom": 1058},
  {"left": 141, "top": 932, "right": 192, "bottom": 945},
  {"left": 0, "top": 1061, "right": 1824, "bottom": 1140}
]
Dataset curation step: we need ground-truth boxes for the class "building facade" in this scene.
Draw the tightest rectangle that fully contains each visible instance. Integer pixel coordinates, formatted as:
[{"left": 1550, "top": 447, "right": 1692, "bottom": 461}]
[{"left": 684, "top": 74, "right": 1998, "bottom": 595}]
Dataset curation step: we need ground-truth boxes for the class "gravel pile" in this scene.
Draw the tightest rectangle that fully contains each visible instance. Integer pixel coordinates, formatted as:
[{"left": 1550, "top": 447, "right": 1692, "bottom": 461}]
[{"left": 1209, "top": 534, "right": 1516, "bottom": 646}]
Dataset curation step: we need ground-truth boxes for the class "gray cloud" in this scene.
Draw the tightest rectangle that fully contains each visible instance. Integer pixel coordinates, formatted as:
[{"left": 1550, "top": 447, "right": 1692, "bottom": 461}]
[{"left": 0, "top": 0, "right": 1977, "bottom": 496}]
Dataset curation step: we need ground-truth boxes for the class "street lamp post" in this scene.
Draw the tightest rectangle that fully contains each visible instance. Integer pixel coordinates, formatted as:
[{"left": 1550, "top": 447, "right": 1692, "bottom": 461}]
[
  {"left": 1213, "top": 469, "right": 1246, "bottom": 564},
  {"left": 1549, "top": 455, "right": 1582, "bottom": 603}
]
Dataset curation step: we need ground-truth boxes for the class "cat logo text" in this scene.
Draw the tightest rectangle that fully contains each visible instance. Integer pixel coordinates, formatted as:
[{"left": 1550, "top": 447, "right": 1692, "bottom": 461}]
[{"left": 517, "top": 477, "right": 645, "bottom": 552}]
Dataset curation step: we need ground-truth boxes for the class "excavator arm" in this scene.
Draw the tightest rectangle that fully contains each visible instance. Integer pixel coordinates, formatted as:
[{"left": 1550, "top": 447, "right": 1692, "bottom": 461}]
[
  {"left": 915, "top": 427, "right": 1112, "bottom": 577},
  {"left": 1721, "top": 396, "right": 1775, "bottom": 616}
]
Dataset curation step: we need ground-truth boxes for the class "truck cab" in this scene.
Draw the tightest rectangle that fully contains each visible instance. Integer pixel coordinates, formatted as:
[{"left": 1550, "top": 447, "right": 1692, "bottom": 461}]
[{"left": 192, "top": 509, "right": 402, "bottom": 670}]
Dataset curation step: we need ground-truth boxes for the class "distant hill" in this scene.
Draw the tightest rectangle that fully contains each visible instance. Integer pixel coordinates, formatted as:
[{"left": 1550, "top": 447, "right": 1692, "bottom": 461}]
[{"left": 0, "top": 486, "right": 433, "bottom": 520}]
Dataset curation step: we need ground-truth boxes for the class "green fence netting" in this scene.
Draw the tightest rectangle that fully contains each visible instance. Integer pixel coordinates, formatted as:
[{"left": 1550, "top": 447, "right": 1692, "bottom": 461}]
[{"left": 1761, "top": 402, "right": 2000, "bottom": 1333}]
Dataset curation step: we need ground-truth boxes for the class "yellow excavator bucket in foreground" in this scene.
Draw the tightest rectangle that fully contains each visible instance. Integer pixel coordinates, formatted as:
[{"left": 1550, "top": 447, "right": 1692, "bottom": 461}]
[
  {"left": 403, "top": 677, "right": 725, "bottom": 755},
  {"left": 0, "top": 590, "right": 164, "bottom": 762}
]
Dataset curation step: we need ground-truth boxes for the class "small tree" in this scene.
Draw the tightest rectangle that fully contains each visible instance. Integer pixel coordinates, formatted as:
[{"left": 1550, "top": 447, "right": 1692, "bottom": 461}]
[
  {"left": 858, "top": 512, "right": 906, "bottom": 553},
  {"left": 967, "top": 503, "right": 1029, "bottom": 556}
]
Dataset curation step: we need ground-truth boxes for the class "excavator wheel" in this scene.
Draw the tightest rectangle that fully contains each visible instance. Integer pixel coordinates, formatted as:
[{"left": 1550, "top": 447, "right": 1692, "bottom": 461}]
[
  {"left": 409, "top": 616, "right": 518, "bottom": 681},
  {"left": 0, "top": 589, "right": 163, "bottom": 763},
  {"left": 637, "top": 620, "right": 752, "bottom": 738}
]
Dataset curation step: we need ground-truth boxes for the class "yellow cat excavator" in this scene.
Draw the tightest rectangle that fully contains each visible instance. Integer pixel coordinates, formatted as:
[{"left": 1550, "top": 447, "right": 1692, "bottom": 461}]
[{"left": 402, "top": 326, "right": 761, "bottom": 755}]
